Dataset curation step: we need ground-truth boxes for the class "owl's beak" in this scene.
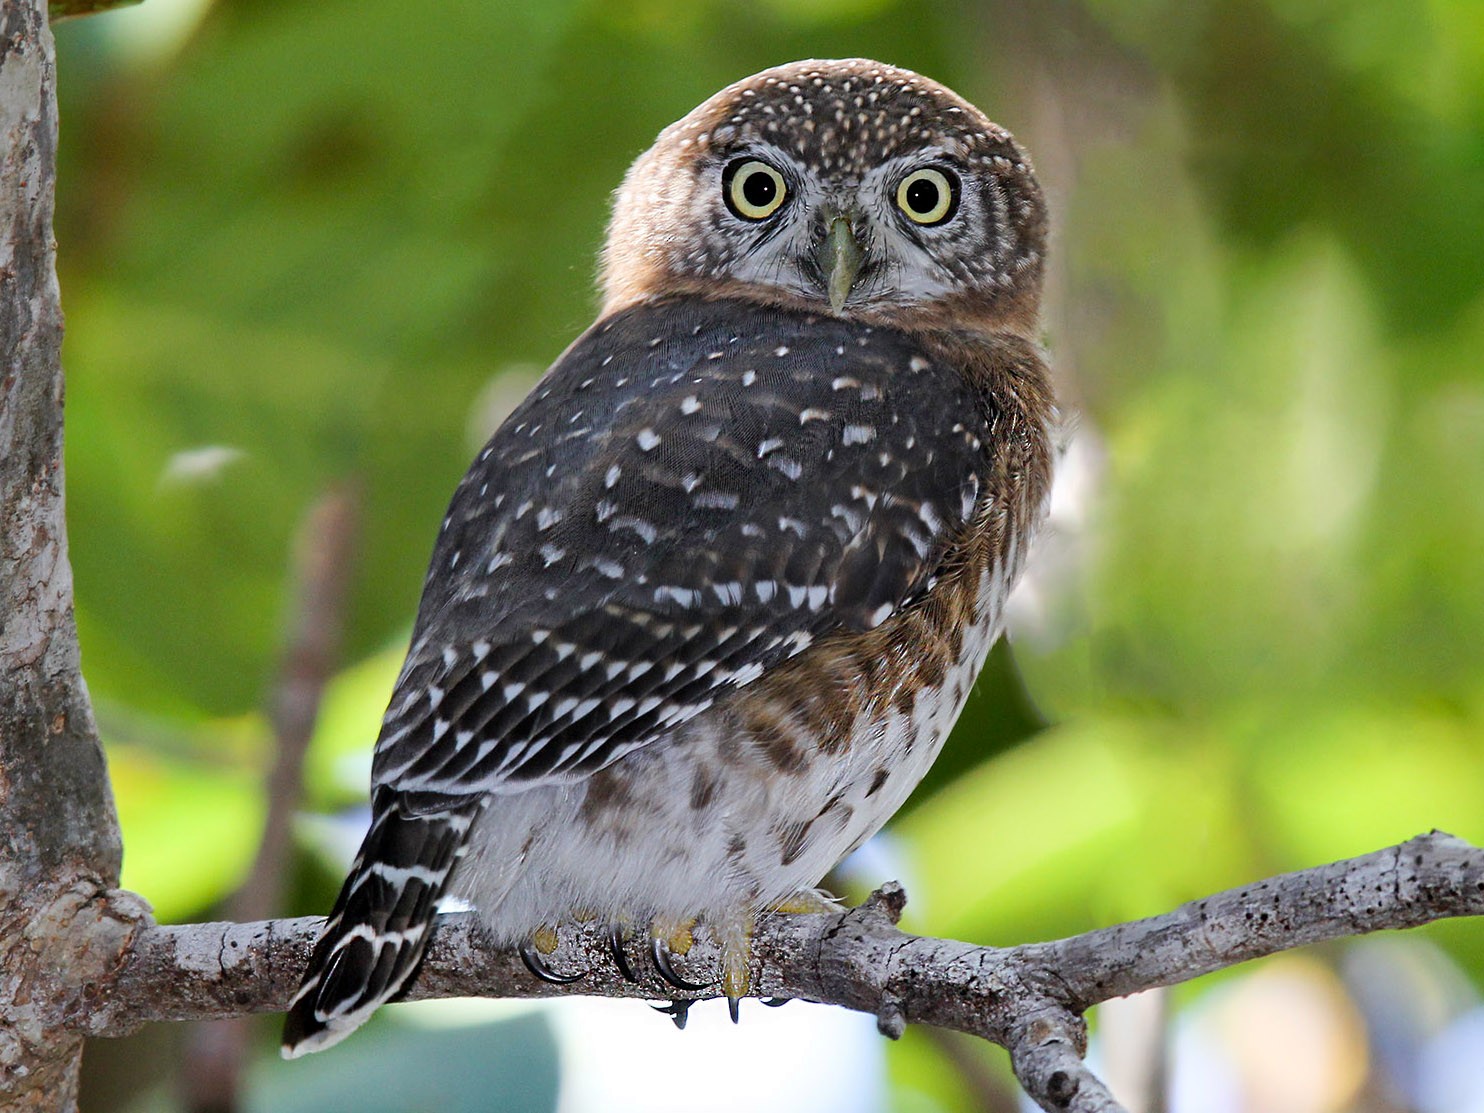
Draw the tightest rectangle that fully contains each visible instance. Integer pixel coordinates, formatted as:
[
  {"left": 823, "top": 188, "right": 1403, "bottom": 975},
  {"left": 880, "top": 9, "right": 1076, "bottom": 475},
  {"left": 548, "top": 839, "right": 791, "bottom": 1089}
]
[{"left": 819, "top": 216, "right": 865, "bottom": 314}]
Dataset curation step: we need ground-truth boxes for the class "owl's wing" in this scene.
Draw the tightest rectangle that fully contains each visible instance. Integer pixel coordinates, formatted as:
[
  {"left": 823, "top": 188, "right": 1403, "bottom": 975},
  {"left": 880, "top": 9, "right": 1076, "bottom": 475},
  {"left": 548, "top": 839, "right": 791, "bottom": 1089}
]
[
  {"left": 284, "top": 296, "right": 997, "bottom": 1054},
  {"left": 372, "top": 296, "right": 993, "bottom": 798}
]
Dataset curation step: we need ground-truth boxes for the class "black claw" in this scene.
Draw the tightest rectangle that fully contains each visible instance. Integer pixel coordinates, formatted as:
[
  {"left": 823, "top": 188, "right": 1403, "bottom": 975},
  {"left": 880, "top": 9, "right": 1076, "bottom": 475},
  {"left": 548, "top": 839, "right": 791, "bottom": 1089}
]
[
  {"left": 651, "top": 999, "right": 692, "bottom": 1030},
  {"left": 520, "top": 940, "right": 585, "bottom": 984},
  {"left": 649, "top": 936, "right": 712, "bottom": 991},
  {"left": 728, "top": 996, "right": 741, "bottom": 1024},
  {"left": 761, "top": 997, "right": 792, "bottom": 1007},
  {"left": 608, "top": 923, "right": 639, "bottom": 983}
]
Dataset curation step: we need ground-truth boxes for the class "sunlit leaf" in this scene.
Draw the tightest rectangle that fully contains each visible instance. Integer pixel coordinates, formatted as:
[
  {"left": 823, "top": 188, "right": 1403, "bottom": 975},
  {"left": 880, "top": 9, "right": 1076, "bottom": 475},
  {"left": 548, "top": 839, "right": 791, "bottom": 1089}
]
[{"left": 108, "top": 741, "right": 263, "bottom": 920}]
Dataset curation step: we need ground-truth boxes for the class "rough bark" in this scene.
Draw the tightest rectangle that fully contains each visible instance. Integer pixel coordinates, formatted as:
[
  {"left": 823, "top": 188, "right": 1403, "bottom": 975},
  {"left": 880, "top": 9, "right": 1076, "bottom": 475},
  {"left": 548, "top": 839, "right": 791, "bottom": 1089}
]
[
  {"left": 0, "top": 2, "right": 149, "bottom": 1108},
  {"left": 74, "top": 831, "right": 1484, "bottom": 1113}
]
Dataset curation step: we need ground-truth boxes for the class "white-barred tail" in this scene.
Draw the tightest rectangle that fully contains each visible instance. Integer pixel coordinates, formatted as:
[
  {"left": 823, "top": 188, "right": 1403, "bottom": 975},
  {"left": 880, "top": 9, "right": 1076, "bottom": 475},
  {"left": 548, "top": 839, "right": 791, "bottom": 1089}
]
[{"left": 281, "top": 789, "right": 479, "bottom": 1057}]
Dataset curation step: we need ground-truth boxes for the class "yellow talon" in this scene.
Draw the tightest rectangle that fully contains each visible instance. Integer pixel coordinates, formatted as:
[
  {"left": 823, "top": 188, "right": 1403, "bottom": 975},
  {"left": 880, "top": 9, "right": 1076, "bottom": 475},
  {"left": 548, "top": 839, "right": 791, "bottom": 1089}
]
[
  {"left": 532, "top": 924, "right": 560, "bottom": 955},
  {"left": 717, "top": 917, "right": 753, "bottom": 1011}
]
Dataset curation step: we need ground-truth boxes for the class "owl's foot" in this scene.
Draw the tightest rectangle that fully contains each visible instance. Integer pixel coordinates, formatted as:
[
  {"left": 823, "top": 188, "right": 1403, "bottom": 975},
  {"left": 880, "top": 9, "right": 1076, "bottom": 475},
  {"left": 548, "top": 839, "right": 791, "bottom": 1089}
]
[
  {"left": 648, "top": 915, "right": 710, "bottom": 992},
  {"left": 651, "top": 998, "right": 693, "bottom": 1030},
  {"left": 770, "top": 888, "right": 843, "bottom": 915},
  {"left": 606, "top": 921, "right": 640, "bottom": 983},
  {"left": 519, "top": 925, "right": 586, "bottom": 984},
  {"left": 650, "top": 936, "right": 710, "bottom": 991},
  {"left": 531, "top": 905, "right": 813, "bottom": 1016},
  {"left": 708, "top": 890, "right": 836, "bottom": 1014},
  {"left": 656, "top": 903, "right": 815, "bottom": 1021},
  {"left": 715, "top": 915, "right": 753, "bottom": 1023}
]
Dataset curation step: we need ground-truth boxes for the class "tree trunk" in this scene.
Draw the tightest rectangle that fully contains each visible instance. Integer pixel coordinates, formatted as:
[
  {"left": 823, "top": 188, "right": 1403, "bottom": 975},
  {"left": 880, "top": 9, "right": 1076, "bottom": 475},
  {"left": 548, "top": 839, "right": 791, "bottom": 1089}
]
[{"left": 1, "top": 3, "right": 146, "bottom": 1108}]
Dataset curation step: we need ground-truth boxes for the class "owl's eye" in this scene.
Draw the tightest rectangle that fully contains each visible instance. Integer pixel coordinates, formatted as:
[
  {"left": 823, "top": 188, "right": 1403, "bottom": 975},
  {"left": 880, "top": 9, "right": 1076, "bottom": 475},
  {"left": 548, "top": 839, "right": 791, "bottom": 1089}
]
[
  {"left": 724, "top": 159, "right": 788, "bottom": 221},
  {"left": 896, "top": 167, "right": 958, "bottom": 225}
]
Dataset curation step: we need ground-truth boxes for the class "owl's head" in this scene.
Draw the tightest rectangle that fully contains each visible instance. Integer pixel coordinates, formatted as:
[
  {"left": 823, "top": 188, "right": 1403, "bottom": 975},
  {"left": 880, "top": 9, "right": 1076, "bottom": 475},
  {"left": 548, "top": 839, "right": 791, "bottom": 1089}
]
[{"left": 601, "top": 59, "right": 1047, "bottom": 335}]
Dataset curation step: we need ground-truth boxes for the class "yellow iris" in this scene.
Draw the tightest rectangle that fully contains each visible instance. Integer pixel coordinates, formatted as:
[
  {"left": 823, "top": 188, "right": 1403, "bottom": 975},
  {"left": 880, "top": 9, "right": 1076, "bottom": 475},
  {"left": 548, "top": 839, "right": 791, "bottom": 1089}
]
[
  {"left": 727, "top": 160, "right": 787, "bottom": 220},
  {"left": 896, "top": 168, "right": 955, "bottom": 225}
]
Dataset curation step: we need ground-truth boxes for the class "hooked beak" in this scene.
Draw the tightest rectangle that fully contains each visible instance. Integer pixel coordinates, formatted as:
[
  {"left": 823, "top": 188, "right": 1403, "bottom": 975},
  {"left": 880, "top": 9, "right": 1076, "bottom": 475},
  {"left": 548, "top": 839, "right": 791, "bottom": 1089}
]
[{"left": 817, "top": 215, "right": 865, "bottom": 314}]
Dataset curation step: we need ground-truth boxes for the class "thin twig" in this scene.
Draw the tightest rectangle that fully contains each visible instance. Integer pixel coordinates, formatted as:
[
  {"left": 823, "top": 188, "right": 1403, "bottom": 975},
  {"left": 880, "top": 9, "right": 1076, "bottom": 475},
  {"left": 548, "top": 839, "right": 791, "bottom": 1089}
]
[
  {"left": 917, "top": 1026, "right": 1022, "bottom": 1113},
  {"left": 180, "top": 487, "right": 359, "bottom": 1113}
]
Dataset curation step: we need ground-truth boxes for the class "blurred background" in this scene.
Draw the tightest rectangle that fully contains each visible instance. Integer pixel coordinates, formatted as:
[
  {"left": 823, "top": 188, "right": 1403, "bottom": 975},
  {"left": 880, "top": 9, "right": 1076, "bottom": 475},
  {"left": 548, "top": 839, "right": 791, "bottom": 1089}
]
[{"left": 51, "top": 0, "right": 1483, "bottom": 1109}]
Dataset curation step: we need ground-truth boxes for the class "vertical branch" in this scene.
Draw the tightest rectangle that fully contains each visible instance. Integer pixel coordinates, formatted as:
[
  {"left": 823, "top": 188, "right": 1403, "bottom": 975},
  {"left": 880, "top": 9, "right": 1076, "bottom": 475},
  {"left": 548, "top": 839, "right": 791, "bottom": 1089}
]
[
  {"left": 181, "top": 487, "right": 360, "bottom": 1113},
  {"left": 242, "top": 485, "right": 360, "bottom": 931},
  {"left": 0, "top": 0, "right": 119, "bottom": 889},
  {"left": 0, "top": 2, "right": 142, "bottom": 1109}
]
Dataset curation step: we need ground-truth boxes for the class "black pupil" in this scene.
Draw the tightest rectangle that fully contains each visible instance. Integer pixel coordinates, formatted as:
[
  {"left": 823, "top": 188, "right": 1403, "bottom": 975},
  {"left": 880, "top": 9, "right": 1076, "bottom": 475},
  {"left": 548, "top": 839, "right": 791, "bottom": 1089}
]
[
  {"left": 906, "top": 176, "right": 941, "bottom": 215},
  {"left": 742, "top": 170, "right": 777, "bottom": 209}
]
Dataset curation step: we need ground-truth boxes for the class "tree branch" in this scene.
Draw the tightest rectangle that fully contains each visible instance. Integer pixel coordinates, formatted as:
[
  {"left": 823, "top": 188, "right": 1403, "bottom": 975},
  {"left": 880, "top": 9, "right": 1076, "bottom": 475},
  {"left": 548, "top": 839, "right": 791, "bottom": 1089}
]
[
  {"left": 1, "top": 2, "right": 137, "bottom": 1107},
  {"left": 1, "top": 0, "right": 117, "bottom": 899},
  {"left": 77, "top": 830, "right": 1483, "bottom": 1113}
]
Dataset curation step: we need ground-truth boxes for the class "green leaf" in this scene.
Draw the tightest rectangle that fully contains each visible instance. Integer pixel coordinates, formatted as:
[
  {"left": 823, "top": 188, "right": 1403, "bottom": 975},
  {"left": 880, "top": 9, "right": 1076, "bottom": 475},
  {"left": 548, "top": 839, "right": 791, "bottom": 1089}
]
[{"left": 108, "top": 739, "right": 264, "bottom": 920}]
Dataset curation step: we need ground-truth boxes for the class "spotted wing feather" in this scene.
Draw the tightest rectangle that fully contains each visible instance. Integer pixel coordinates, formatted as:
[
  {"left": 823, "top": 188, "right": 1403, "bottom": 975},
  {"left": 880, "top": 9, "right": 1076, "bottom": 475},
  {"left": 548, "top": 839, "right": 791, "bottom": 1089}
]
[{"left": 375, "top": 296, "right": 993, "bottom": 797}]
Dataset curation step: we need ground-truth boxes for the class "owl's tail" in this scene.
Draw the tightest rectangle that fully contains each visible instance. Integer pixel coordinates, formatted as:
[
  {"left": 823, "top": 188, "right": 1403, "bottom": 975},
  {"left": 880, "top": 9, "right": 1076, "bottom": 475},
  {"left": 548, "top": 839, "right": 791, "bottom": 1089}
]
[{"left": 281, "top": 788, "right": 481, "bottom": 1058}]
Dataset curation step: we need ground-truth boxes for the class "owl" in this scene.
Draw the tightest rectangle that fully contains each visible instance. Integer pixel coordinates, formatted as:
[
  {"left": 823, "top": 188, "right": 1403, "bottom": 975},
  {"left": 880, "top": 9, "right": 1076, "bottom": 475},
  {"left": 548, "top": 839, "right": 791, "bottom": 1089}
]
[{"left": 283, "top": 57, "right": 1055, "bottom": 1056}]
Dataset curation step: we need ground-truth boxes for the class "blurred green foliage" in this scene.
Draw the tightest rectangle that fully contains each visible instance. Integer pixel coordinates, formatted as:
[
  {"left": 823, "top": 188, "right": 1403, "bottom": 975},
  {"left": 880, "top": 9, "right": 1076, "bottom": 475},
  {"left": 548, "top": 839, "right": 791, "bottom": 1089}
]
[{"left": 51, "top": 0, "right": 1483, "bottom": 1108}]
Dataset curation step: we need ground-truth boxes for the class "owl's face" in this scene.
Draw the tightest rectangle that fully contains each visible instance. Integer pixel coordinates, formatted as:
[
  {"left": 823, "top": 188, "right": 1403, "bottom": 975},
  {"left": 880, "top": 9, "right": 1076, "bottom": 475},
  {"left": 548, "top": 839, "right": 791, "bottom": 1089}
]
[{"left": 602, "top": 59, "right": 1046, "bottom": 334}]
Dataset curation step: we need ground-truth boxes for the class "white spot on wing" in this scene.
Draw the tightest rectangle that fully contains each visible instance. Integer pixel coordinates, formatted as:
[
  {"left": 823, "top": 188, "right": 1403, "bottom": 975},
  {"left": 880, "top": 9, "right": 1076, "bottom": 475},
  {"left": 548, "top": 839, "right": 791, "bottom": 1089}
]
[
  {"left": 730, "top": 661, "right": 765, "bottom": 686},
  {"left": 693, "top": 490, "right": 739, "bottom": 510},
  {"left": 768, "top": 456, "right": 803, "bottom": 480},
  {"left": 612, "top": 516, "right": 657, "bottom": 543}
]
